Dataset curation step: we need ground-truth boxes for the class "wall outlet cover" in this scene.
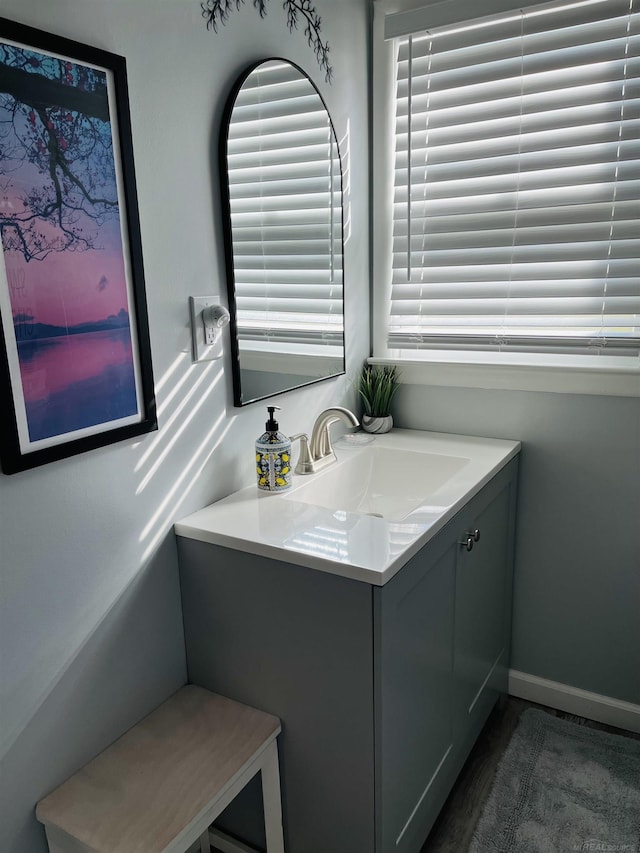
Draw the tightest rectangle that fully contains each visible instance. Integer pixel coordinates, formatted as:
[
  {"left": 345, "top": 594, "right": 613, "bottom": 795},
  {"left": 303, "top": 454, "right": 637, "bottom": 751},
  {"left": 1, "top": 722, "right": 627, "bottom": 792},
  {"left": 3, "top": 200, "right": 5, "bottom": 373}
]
[{"left": 189, "top": 296, "right": 224, "bottom": 362}]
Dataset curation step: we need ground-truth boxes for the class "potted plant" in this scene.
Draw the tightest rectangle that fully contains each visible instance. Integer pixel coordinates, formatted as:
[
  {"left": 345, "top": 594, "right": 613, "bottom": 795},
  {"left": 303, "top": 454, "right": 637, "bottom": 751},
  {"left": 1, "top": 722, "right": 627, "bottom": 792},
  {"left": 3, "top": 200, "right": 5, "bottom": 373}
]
[{"left": 357, "top": 363, "right": 400, "bottom": 433}]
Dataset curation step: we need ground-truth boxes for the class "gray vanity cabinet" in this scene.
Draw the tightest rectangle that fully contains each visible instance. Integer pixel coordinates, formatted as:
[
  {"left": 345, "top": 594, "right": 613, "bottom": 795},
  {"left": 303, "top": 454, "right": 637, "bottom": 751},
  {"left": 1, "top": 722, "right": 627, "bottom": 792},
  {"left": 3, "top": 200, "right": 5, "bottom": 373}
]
[
  {"left": 374, "top": 528, "right": 458, "bottom": 853},
  {"left": 178, "top": 456, "right": 518, "bottom": 853},
  {"left": 452, "top": 474, "right": 515, "bottom": 754},
  {"left": 374, "top": 459, "right": 517, "bottom": 853}
]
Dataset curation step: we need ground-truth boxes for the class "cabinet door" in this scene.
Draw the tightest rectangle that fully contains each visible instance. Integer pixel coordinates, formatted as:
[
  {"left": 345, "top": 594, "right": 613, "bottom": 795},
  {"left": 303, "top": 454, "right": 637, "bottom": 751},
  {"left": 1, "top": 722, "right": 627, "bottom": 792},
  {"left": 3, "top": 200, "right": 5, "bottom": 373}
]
[
  {"left": 375, "top": 530, "right": 457, "bottom": 853},
  {"left": 453, "top": 472, "right": 514, "bottom": 746}
]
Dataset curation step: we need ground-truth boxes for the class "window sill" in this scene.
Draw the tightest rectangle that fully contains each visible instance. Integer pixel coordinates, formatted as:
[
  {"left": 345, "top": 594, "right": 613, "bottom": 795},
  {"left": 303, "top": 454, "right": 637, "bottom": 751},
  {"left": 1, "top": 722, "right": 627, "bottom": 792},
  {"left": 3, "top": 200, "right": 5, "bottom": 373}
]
[
  {"left": 239, "top": 343, "right": 343, "bottom": 377},
  {"left": 369, "top": 352, "right": 640, "bottom": 397}
]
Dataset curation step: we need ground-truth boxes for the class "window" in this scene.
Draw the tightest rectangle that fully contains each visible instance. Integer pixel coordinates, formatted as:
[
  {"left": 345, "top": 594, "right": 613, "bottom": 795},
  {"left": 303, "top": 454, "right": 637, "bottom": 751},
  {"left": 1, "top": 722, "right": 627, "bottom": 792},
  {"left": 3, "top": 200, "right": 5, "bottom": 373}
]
[{"left": 374, "top": 0, "right": 640, "bottom": 374}]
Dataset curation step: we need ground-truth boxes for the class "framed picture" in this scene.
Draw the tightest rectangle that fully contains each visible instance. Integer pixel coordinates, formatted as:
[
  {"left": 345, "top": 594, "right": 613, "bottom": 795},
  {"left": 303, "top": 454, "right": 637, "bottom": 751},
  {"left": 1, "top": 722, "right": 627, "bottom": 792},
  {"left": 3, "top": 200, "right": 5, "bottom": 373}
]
[{"left": 0, "top": 17, "right": 156, "bottom": 474}]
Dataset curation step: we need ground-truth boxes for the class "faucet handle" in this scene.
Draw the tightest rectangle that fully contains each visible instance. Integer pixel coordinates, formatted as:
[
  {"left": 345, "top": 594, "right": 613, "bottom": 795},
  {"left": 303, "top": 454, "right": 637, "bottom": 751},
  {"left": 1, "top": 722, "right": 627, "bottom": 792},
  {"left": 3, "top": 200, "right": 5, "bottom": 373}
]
[{"left": 290, "top": 433, "right": 314, "bottom": 475}]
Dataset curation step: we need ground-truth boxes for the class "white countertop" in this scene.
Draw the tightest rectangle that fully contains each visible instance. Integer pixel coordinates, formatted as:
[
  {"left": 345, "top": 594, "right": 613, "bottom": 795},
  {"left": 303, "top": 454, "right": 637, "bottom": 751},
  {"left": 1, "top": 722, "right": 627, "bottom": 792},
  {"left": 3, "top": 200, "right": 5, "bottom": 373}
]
[{"left": 175, "top": 429, "right": 520, "bottom": 585}]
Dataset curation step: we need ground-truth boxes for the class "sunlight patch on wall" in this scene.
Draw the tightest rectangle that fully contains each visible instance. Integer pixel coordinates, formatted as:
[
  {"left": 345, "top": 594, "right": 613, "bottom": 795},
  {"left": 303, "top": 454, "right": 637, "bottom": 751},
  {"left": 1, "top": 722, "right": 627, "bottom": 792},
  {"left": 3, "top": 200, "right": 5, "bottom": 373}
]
[
  {"left": 135, "top": 362, "right": 223, "bottom": 491},
  {"left": 139, "top": 411, "right": 234, "bottom": 563}
]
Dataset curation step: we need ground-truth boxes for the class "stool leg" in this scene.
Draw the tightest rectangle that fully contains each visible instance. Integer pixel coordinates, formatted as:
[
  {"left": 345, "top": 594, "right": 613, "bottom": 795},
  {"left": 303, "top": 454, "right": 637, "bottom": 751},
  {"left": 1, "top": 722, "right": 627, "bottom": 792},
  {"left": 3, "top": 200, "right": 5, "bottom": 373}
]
[
  {"left": 199, "top": 828, "right": 210, "bottom": 853},
  {"left": 261, "top": 741, "right": 284, "bottom": 853}
]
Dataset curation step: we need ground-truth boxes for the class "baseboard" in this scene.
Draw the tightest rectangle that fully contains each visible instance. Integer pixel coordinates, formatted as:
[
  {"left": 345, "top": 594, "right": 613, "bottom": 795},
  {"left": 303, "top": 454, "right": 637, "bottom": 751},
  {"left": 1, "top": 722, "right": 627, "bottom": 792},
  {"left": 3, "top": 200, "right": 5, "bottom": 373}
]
[{"left": 508, "top": 669, "right": 640, "bottom": 734}]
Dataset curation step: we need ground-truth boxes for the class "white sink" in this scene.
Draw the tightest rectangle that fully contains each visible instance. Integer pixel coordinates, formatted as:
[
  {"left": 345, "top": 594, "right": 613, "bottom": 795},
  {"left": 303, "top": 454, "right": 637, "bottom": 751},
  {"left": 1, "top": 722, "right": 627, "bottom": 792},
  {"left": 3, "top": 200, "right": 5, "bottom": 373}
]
[
  {"left": 286, "top": 446, "right": 469, "bottom": 521},
  {"left": 175, "top": 429, "right": 521, "bottom": 584}
]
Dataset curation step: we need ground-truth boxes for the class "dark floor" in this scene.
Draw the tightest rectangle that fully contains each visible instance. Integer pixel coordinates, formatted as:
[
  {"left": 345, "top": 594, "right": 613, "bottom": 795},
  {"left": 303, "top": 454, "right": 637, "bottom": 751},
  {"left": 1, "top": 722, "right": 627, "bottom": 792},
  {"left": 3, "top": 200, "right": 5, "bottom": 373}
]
[
  {"left": 210, "top": 696, "right": 638, "bottom": 853},
  {"left": 419, "top": 696, "right": 640, "bottom": 853}
]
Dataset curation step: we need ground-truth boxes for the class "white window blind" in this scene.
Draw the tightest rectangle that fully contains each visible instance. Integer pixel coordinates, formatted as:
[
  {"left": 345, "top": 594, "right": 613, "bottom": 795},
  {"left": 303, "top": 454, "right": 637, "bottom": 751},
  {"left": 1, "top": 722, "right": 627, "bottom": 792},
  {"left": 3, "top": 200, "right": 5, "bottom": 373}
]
[
  {"left": 388, "top": 0, "right": 640, "bottom": 357},
  {"left": 227, "top": 60, "right": 343, "bottom": 348}
]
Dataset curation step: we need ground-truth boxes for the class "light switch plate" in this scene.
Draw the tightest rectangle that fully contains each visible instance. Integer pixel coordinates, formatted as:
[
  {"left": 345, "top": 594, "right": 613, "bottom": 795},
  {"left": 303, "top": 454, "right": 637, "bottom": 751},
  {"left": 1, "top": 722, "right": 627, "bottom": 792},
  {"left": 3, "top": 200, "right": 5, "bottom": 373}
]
[{"left": 189, "top": 296, "right": 224, "bottom": 362}]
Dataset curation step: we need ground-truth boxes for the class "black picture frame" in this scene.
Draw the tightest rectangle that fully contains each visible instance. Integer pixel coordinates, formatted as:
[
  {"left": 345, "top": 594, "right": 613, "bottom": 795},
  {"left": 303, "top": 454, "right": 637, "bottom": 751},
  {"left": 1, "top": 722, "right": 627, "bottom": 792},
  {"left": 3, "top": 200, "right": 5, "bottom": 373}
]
[{"left": 0, "top": 18, "right": 156, "bottom": 474}]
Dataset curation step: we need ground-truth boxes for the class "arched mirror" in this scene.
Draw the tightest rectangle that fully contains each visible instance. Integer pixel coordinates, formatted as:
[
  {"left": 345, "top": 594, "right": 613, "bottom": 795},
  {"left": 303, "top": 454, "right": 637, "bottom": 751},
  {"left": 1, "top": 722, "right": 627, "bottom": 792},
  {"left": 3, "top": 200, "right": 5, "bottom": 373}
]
[{"left": 220, "top": 59, "right": 344, "bottom": 406}]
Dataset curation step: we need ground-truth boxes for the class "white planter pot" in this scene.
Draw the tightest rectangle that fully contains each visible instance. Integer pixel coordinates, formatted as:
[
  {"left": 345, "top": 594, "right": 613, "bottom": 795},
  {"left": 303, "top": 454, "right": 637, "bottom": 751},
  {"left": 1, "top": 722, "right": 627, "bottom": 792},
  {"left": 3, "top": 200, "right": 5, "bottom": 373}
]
[{"left": 361, "top": 414, "right": 393, "bottom": 434}]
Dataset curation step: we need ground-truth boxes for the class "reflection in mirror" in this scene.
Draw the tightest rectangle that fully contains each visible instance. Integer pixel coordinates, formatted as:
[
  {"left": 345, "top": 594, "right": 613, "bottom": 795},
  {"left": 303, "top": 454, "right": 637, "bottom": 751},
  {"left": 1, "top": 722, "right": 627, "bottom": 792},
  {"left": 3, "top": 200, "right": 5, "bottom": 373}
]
[{"left": 221, "top": 59, "right": 344, "bottom": 406}]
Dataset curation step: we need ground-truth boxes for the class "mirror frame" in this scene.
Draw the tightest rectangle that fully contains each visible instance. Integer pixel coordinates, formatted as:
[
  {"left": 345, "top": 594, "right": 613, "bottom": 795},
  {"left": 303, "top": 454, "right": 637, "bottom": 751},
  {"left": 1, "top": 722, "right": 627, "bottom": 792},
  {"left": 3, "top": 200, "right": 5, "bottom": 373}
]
[{"left": 219, "top": 58, "right": 346, "bottom": 407}]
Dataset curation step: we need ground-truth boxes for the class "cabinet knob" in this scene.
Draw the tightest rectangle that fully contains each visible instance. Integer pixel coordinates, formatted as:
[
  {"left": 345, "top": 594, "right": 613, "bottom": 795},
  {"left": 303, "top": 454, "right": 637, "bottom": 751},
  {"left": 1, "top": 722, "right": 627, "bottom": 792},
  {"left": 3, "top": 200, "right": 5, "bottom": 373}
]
[
  {"left": 459, "top": 535, "right": 474, "bottom": 552},
  {"left": 459, "top": 529, "right": 480, "bottom": 551}
]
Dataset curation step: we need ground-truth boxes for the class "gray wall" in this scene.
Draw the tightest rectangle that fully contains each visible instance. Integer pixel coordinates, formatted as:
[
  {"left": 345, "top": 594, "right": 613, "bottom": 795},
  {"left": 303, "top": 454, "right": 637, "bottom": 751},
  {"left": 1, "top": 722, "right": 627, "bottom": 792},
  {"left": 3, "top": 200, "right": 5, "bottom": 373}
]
[
  {"left": 0, "top": 1, "right": 370, "bottom": 850},
  {"left": 394, "top": 385, "right": 640, "bottom": 705}
]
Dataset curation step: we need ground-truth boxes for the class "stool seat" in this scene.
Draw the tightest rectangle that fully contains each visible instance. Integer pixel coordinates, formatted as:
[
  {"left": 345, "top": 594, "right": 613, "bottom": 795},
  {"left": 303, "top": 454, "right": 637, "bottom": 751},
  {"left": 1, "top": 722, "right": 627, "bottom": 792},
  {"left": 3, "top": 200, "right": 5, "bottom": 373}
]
[{"left": 36, "top": 685, "right": 284, "bottom": 853}]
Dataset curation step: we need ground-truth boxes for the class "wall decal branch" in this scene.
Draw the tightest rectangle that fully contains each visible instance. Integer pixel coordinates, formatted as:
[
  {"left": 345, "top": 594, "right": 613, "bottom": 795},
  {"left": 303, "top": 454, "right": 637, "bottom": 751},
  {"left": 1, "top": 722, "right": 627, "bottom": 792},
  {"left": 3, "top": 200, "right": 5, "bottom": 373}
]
[{"left": 200, "top": 0, "right": 333, "bottom": 82}]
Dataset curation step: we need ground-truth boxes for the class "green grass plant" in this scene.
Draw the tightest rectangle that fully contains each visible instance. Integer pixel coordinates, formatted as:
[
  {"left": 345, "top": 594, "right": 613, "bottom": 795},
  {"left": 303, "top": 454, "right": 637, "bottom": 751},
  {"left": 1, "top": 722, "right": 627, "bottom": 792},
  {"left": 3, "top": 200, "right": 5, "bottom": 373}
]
[{"left": 357, "top": 363, "right": 400, "bottom": 418}]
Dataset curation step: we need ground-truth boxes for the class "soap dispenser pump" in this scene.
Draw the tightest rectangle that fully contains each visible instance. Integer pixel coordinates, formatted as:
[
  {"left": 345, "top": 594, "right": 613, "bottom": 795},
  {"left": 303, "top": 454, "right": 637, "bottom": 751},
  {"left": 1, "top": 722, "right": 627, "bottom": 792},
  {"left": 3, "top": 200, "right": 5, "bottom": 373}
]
[{"left": 256, "top": 406, "right": 292, "bottom": 493}]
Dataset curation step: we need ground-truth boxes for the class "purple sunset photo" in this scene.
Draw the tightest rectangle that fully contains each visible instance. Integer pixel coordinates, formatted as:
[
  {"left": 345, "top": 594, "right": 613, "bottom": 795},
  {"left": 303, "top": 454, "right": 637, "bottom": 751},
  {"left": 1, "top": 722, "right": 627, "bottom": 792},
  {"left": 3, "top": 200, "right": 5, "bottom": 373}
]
[{"left": 0, "top": 42, "right": 138, "bottom": 445}]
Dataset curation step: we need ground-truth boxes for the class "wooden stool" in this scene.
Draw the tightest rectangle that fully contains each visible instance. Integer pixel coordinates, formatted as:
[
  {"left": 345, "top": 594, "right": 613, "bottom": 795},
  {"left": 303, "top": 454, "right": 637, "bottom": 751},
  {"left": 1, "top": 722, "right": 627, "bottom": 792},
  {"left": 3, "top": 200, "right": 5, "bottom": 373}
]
[{"left": 36, "top": 685, "right": 284, "bottom": 853}]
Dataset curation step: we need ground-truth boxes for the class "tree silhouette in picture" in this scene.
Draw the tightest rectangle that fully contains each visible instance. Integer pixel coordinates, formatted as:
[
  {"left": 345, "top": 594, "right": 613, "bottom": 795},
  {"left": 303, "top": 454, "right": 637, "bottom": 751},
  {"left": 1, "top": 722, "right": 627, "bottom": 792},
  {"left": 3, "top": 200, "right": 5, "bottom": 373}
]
[
  {"left": 201, "top": 0, "right": 333, "bottom": 82},
  {"left": 0, "top": 44, "right": 119, "bottom": 263}
]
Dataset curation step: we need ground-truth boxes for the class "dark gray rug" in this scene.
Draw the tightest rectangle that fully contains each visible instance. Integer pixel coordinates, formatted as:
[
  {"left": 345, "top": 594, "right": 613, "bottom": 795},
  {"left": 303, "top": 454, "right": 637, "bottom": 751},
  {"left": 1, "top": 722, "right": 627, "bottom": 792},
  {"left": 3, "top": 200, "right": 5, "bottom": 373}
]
[{"left": 470, "top": 708, "right": 640, "bottom": 853}]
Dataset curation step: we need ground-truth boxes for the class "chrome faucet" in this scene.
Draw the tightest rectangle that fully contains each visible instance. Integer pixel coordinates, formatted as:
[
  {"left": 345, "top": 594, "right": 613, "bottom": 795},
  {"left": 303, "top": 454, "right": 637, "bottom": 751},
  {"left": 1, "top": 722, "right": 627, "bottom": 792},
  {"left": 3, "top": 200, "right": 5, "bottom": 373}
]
[{"left": 291, "top": 407, "right": 359, "bottom": 475}]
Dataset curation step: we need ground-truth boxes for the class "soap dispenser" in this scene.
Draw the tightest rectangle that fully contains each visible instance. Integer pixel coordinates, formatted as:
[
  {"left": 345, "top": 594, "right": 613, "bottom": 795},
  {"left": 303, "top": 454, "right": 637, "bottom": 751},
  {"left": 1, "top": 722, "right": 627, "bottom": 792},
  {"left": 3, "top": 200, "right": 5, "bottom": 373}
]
[{"left": 256, "top": 406, "right": 292, "bottom": 493}]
